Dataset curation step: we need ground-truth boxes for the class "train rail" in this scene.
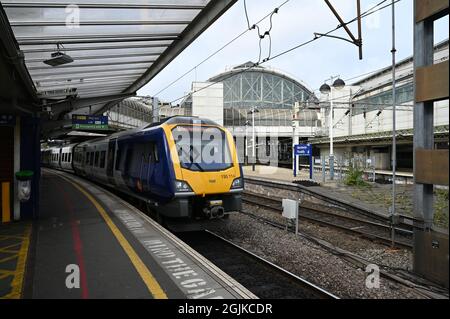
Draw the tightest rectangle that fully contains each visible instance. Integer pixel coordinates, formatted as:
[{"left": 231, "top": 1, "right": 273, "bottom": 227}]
[
  {"left": 242, "top": 191, "right": 413, "bottom": 249},
  {"left": 237, "top": 209, "right": 449, "bottom": 299},
  {"left": 244, "top": 176, "right": 422, "bottom": 229},
  {"left": 176, "top": 230, "right": 338, "bottom": 299}
]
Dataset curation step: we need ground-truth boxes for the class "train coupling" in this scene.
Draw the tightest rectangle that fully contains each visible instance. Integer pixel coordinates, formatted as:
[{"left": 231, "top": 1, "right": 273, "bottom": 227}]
[{"left": 203, "top": 200, "right": 225, "bottom": 219}]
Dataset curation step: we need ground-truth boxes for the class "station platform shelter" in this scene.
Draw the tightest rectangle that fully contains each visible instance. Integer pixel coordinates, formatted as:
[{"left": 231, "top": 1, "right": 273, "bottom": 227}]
[{"left": 0, "top": 0, "right": 241, "bottom": 298}]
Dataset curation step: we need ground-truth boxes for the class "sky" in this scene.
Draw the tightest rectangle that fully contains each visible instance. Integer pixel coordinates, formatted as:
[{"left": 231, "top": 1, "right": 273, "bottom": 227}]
[{"left": 137, "top": 0, "right": 449, "bottom": 102}]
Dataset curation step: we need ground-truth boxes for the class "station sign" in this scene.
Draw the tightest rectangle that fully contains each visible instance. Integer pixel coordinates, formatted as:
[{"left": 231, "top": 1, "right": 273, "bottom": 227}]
[
  {"left": 294, "top": 144, "right": 312, "bottom": 157},
  {"left": 72, "top": 114, "right": 108, "bottom": 130},
  {"left": 0, "top": 114, "right": 16, "bottom": 126}
]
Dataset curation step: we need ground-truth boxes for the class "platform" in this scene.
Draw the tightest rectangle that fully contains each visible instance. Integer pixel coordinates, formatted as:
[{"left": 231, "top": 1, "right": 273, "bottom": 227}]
[{"left": 1, "top": 169, "right": 255, "bottom": 299}]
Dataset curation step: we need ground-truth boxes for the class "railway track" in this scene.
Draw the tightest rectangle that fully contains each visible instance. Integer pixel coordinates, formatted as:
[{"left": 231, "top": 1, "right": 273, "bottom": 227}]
[
  {"left": 244, "top": 176, "right": 421, "bottom": 228},
  {"left": 237, "top": 209, "right": 449, "bottom": 299},
  {"left": 176, "top": 230, "right": 338, "bottom": 299},
  {"left": 242, "top": 191, "right": 413, "bottom": 249}
]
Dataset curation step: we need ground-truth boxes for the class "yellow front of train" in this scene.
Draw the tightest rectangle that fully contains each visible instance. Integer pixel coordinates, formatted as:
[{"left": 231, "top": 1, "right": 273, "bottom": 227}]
[{"left": 162, "top": 119, "right": 243, "bottom": 219}]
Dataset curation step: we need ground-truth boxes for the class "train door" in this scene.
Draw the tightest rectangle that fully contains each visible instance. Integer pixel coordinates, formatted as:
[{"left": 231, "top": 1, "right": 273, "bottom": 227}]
[
  {"left": 106, "top": 138, "right": 116, "bottom": 185},
  {"left": 58, "top": 148, "right": 62, "bottom": 168}
]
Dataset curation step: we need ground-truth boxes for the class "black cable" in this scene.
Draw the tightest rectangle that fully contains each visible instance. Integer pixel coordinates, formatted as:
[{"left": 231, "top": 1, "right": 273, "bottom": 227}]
[
  {"left": 166, "top": 0, "right": 399, "bottom": 107},
  {"left": 243, "top": 0, "right": 251, "bottom": 30},
  {"left": 153, "top": 0, "right": 290, "bottom": 98}
]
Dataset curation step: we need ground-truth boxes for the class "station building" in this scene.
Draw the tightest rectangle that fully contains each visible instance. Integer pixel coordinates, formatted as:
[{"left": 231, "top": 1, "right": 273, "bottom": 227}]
[
  {"left": 159, "top": 41, "right": 449, "bottom": 173},
  {"left": 311, "top": 40, "right": 449, "bottom": 172},
  {"left": 159, "top": 62, "right": 321, "bottom": 166}
]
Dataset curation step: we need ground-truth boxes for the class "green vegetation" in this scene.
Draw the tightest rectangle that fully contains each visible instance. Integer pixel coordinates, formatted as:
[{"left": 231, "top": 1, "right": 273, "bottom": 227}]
[
  {"left": 344, "top": 166, "right": 370, "bottom": 187},
  {"left": 434, "top": 188, "right": 449, "bottom": 228}
]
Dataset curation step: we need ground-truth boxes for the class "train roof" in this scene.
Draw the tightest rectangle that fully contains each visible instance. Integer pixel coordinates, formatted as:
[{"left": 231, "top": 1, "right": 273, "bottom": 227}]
[{"left": 76, "top": 116, "right": 220, "bottom": 147}]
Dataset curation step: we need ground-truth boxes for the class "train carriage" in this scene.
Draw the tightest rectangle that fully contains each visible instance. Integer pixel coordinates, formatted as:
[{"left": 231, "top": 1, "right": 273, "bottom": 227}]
[{"left": 45, "top": 116, "right": 243, "bottom": 223}]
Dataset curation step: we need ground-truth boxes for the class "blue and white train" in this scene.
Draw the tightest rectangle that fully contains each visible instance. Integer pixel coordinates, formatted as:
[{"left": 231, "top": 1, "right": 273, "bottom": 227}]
[{"left": 41, "top": 116, "right": 244, "bottom": 222}]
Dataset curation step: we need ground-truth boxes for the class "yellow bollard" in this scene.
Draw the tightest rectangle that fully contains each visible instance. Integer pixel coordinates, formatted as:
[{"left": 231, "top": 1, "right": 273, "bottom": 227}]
[{"left": 2, "top": 182, "right": 11, "bottom": 223}]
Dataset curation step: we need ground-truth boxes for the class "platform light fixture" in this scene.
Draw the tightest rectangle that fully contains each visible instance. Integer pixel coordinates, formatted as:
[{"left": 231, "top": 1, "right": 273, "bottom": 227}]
[
  {"left": 43, "top": 43, "right": 74, "bottom": 67},
  {"left": 247, "top": 107, "right": 259, "bottom": 171},
  {"left": 320, "top": 77, "right": 346, "bottom": 180}
]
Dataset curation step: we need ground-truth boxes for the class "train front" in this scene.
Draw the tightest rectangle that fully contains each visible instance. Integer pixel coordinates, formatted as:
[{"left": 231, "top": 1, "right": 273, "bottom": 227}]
[{"left": 162, "top": 118, "right": 243, "bottom": 220}]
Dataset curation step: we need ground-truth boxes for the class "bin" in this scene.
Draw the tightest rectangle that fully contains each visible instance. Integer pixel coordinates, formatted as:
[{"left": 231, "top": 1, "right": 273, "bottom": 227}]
[{"left": 15, "top": 170, "right": 34, "bottom": 202}]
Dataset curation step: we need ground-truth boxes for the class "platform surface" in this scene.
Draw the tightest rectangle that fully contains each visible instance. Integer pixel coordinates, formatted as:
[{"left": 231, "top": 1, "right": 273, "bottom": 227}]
[{"left": 2, "top": 169, "right": 255, "bottom": 299}]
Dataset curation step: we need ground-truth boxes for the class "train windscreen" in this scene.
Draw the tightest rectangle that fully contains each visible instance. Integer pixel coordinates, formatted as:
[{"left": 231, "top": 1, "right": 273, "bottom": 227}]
[{"left": 172, "top": 125, "right": 233, "bottom": 171}]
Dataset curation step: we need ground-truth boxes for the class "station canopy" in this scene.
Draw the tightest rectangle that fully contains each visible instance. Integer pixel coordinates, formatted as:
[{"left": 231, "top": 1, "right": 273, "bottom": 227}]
[{"left": 1, "top": 0, "right": 235, "bottom": 116}]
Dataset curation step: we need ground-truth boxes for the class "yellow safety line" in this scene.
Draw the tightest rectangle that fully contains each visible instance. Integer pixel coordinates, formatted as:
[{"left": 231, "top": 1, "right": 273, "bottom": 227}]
[
  {"left": 0, "top": 235, "right": 28, "bottom": 240},
  {"left": 1, "top": 224, "right": 31, "bottom": 299},
  {"left": 0, "top": 242, "right": 22, "bottom": 253},
  {"left": 0, "top": 270, "right": 15, "bottom": 280},
  {"left": 0, "top": 254, "right": 19, "bottom": 264},
  {"left": 57, "top": 174, "right": 167, "bottom": 299},
  {"left": 0, "top": 248, "right": 19, "bottom": 254}
]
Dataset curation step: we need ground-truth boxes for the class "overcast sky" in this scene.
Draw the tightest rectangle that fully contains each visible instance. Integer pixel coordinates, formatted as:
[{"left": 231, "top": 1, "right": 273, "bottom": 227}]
[{"left": 137, "top": 0, "right": 449, "bottom": 102}]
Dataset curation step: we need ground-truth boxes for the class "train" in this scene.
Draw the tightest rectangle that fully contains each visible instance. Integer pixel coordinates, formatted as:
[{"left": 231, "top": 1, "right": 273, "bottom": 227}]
[{"left": 41, "top": 116, "right": 243, "bottom": 223}]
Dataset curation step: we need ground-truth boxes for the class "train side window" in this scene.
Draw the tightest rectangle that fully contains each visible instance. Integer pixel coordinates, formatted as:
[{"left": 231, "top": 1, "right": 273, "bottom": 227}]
[
  {"left": 151, "top": 143, "right": 159, "bottom": 163},
  {"left": 94, "top": 151, "right": 99, "bottom": 167},
  {"left": 100, "top": 151, "right": 106, "bottom": 168},
  {"left": 90, "top": 152, "right": 94, "bottom": 166},
  {"left": 115, "top": 147, "right": 121, "bottom": 171},
  {"left": 86, "top": 152, "right": 90, "bottom": 165}
]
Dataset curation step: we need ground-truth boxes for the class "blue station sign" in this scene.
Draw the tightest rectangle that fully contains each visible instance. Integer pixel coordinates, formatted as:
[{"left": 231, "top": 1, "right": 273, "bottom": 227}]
[
  {"left": 72, "top": 114, "right": 109, "bottom": 130},
  {"left": 294, "top": 144, "right": 312, "bottom": 157}
]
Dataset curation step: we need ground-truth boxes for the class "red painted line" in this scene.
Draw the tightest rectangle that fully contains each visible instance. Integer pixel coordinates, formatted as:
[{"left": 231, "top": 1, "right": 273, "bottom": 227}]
[{"left": 59, "top": 178, "right": 89, "bottom": 299}]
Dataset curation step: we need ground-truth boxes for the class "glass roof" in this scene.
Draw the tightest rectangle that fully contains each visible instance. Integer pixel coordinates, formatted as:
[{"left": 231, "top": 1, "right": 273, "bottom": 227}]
[{"left": 2, "top": 0, "right": 212, "bottom": 103}]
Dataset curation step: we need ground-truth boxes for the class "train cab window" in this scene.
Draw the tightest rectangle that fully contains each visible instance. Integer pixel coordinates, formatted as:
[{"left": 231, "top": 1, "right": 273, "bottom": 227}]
[
  {"left": 94, "top": 151, "right": 99, "bottom": 167},
  {"left": 68, "top": 153, "right": 72, "bottom": 163},
  {"left": 100, "top": 151, "right": 106, "bottom": 168}
]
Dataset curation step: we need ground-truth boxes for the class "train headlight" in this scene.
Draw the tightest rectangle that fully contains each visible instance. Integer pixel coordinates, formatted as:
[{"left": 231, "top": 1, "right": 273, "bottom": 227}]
[
  {"left": 175, "top": 180, "right": 193, "bottom": 192},
  {"left": 231, "top": 177, "right": 243, "bottom": 189}
]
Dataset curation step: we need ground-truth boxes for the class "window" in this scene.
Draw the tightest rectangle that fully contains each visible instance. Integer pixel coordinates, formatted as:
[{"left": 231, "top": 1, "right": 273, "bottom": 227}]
[
  {"left": 115, "top": 146, "right": 122, "bottom": 171},
  {"left": 94, "top": 151, "right": 99, "bottom": 167},
  {"left": 90, "top": 152, "right": 94, "bottom": 166},
  {"left": 68, "top": 153, "right": 72, "bottom": 163},
  {"left": 152, "top": 143, "right": 159, "bottom": 163},
  {"left": 172, "top": 126, "right": 232, "bottom": 172},
  {"left": 86, "top": 152, "right": 90, "bottom": 165},
  {"left": 100, "top": 151, "right": 106, "bottom": 168}
]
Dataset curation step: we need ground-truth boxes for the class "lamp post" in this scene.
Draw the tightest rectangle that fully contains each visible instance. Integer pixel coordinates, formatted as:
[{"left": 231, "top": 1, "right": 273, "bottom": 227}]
[
  {"left": 320, "top": 77, "right": 345, "bottom": 180},
  {"left": 247, "top": 107, "right": 259, "bottom": 171},
  {"left": 244, "top": 120, "right": 250, "bottom": 165}
]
